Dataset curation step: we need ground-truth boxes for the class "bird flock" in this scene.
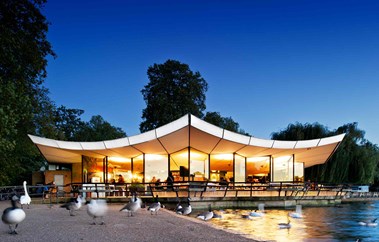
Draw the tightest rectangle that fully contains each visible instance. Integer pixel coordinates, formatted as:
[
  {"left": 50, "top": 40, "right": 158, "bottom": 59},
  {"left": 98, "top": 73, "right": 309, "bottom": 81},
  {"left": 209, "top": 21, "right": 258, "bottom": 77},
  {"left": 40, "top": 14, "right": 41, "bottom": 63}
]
[{"left": 3, "top": 182, "right": 378, "bottom": 236}]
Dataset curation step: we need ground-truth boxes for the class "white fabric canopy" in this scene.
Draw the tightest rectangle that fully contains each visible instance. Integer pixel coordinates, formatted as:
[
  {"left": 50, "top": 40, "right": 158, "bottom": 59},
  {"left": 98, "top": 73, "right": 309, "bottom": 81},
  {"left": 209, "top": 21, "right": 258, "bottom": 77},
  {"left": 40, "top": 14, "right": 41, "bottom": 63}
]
[{"left": 29, "top": 114, "right": 345, "bottom": 168}]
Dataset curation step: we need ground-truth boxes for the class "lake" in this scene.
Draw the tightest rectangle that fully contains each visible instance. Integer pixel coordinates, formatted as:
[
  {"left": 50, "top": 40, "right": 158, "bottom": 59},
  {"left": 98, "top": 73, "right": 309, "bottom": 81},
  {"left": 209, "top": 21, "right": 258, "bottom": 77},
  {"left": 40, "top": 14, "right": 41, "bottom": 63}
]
[{"left": 194, "top": 201, "right": 379, "bottom": 241}]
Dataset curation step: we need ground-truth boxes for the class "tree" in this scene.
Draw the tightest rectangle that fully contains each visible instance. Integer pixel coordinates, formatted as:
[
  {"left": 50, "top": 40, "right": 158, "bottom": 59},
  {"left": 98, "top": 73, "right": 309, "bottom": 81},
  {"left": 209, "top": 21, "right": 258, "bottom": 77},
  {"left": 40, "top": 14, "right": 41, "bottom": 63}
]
[
  {"left": 271, "top": 122, "right": 379, "bottom": 184},
  {"left": 140, "top": 59, "right": 208, "bottom": 132},
  {"left": 203, "top": 111, "right": 249, "bottom": 135},
  {"left": 73, "top": 115, "right": 126, "bottom": 142},
  {"left": 0, "top": 0, "right": 56, "bottom": 185},
  {"left": 54, "top": 105, "right": 85, "bottom": 141}
]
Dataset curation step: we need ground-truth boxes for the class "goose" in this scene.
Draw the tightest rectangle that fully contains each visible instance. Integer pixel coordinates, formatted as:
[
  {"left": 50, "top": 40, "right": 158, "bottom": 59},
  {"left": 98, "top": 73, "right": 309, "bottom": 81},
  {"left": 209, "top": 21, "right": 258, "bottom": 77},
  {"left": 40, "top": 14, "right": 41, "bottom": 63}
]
[
  {"left": 61, "top": 195, "right": 84, "bottom": 216},
  {"left": 176, "top": 198, "right": 192, "bottom": 215},
  {"left": 278, "top": 217, "right": 291, "bottom": 229},
  {"left": 20, "top": 181, "right": 31, "bottom": 209},
  {"left": 358, "top": 218, "right": 378, "bottom": 227},
  {"left": 2, "top": 196, "right": 26, "bottom": 234},
  {"left": 249, "top": 209, "right": 264, "bottom": 217},
  {"left": 196, "top": 204, "right": 214, "bottom": 221},
  {"left": 147, "top": 195, "right": 161, "bottom": 215},
  {"left": 120, "top": 194, "right": 141, "bottom": 217},
  {"left": 86, "top": 199, "right": 108, "bottom": 225}
]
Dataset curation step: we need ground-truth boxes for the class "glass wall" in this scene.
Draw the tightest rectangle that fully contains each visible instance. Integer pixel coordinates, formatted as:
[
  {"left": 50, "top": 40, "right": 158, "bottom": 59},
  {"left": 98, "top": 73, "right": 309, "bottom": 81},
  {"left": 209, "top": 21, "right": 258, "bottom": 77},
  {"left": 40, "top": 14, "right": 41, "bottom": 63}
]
[
  {"left": 145, "top": 154, "right": 168, "bottom": 183},
  {"left": 246, "top": 156, "right": 270, "bottom": 183},
  {"left": 132, "top": 155, "right": 144, "bottom": 183},
  {"left": 272, "top": 155, "right": 294, "bottom": 182},
  {"left": 170, "top": 149, "right": 189, "bottom": 182},
  {"left": 83, "top": 156, "right": 104, "bottom": 183},
  {"left": 234, "top": 154, "right": 245, "bottom": 183},
  {"left": 189, "top": 149, "right": 208, "bottom": 181},
  {"left": 294, "top": 162, "right": 304, "bottom": 182},
  {"left": 210, "top": 154, "right": 233, "bottom": 182},
  {"left": 108, "top": 157, "right": 132, "bottom": 183}
]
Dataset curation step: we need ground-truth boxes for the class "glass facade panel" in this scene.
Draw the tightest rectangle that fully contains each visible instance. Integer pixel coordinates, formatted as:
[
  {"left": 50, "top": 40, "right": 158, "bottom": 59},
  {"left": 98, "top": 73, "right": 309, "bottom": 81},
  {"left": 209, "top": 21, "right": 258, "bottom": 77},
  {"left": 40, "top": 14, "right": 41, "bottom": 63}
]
[
  {"left": 132, "top": 155, "right": 144, "bottom": 183},
  {"left": 108, "top": 157, "right": 132, "bottom": 183},
  {"left": 234, "top": 154, "right": 245, "bottom": 183},
  {"left": 294, "top": 162, "right": 304, "bottom": 182},
  {"left": 83, "top": 156, "right": 104, "bottom": 183},
  {"left": 170, "top": 149, "right": 189, "bottom": 182},
  {"left": 273, "top": 156, "right": 294, "bottom": 182},
  {"left": 246, "top": 156, "right": 270, "bottom": 183},
  {"left": 210, "top": 154, "right": 233, "bottom": 182},
  {"left": 189, "top": 149, "right": 208, "bottom": 181},
  {"left": 145, "top": 154, "right": 168, "bottom": 183}
]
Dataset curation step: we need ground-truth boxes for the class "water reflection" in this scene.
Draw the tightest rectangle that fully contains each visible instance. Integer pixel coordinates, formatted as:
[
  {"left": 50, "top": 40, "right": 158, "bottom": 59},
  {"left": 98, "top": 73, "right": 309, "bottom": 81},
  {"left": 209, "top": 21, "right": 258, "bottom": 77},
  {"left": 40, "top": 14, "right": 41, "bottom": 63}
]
[{"left": 192, "top": 201, "right": 379, "bottom": 241}]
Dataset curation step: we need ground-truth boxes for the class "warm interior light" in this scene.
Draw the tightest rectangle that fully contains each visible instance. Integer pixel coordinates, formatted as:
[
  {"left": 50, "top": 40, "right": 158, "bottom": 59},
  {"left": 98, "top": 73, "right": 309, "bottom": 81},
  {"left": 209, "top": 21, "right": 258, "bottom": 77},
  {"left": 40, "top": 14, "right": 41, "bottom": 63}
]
[
  {"left": 145, "top": 154, "right": 165, "bottom": 160},
  {"left": 212, "top": 154, "right": 233, "bottom": 160},
  {"left": 247, "top": 157, "right": 270, "bottom": 162},
  {"left": 109, "top": 157, "right": 130, "bottom": 162}
]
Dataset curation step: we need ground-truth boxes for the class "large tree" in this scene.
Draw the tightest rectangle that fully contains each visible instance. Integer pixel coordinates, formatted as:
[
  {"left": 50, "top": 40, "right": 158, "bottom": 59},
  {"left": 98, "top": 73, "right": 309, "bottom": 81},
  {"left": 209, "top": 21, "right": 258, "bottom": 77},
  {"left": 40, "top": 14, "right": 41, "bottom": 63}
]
[
  {"left": 204, "top": 111, "right": 249, "bottom": 135},
  {"left": 140, "top": 59, "right": 208, "bottom": 132},
  {"left": 73, "top": 115, "right": 126, "bottom": 142},
  {"left": 0, "top": 0, "right": 56, "bottom": 185}
]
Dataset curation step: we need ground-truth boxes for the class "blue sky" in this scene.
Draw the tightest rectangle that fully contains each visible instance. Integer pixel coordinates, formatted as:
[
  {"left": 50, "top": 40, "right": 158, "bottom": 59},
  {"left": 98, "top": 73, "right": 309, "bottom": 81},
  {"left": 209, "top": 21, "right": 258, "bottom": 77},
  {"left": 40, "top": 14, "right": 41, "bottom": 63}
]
[{"left": 42, "top": 0, "right": 379, "bottom": 145}]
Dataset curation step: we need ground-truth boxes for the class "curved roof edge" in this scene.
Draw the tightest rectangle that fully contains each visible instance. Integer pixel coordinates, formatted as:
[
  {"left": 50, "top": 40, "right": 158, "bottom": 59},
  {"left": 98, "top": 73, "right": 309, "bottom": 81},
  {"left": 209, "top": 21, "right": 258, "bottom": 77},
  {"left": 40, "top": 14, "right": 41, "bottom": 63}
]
[{"left": 28, "top": 114, "right": 345, "bottom": 151}]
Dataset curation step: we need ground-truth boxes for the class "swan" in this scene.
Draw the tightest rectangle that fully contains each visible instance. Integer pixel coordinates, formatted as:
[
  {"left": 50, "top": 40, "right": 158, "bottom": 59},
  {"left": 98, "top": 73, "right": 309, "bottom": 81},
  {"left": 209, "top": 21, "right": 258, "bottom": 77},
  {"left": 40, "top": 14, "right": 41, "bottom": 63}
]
[
  {"left": 249, "top": 209, "right": 264, "bottom": 217},
  {"left": 120, "top": 194, "right": 141, "bottom": 216},
  {"left": 358, "top": 218, "right": 378, "bottom": 227},
  {"left": 278, "top": 217, "right": 291, "bottom": 229},
  {"left": 20, "top": 181, "right": 31, "bottom": 209},
  {"left": 2, "top": 196, "right": 26, "bottom": 234},
  {"left": 86, "top": 199, "right": 108, "bottom": 225},
  {"left": 147, "top": 195, "right": 161, "bottom": 215},
  {"left": 197, "top": 204, "right": 213, "bottom": 221},
  {"left": 61, "top": 195, "right": 84, "bottom": 216},
  {"left": 176, "top": 198, "right": 192, "bottom": 215},
  {"left": 289, "top": 205, "right": 303, "bottom": 218}
]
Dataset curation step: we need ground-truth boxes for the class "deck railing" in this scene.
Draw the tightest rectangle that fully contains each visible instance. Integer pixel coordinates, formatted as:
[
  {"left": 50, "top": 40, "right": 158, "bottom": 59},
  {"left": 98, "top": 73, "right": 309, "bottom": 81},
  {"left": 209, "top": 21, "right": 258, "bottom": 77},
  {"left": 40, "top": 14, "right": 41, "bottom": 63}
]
[{"left": 1, "top": 181, "right": 367, "bottom": 203}]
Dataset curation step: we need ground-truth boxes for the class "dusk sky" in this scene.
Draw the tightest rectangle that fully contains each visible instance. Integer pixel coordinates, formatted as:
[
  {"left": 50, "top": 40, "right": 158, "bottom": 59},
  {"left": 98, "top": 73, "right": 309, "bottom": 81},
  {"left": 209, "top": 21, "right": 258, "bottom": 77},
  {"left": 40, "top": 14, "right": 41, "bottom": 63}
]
[{"left": 42, "top": 0, "right": 379, "bottom": 145}]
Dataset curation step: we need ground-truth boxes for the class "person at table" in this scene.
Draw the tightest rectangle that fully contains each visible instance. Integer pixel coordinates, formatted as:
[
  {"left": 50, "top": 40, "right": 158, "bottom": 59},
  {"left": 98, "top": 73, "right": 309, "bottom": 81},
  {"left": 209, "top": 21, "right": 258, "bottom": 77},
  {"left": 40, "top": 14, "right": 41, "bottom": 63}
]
[{"left": 166, "top": 172, "right": 174, "bottom": 191}]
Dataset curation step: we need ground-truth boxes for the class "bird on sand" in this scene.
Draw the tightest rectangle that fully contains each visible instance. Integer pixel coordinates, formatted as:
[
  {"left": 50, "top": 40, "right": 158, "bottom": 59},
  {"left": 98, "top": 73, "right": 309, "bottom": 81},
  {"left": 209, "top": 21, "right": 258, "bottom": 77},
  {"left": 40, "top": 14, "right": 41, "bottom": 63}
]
[
  {"left": 120, "top": 193, "right": 141, "bottom": 217},
  {"left": 2, "top": 196, "right": 26, "bottom": 234},
  {"left": 61, "top": 195, "right": 84, "bottom": 216},
  {"left": 86, "top": 199, "right": 108, "bottom": 225},
  {"left": 20, "top": 181, "right": 31, "bottom": 209},
  {"left": 147, "top": 195, "right": 161, "bottom": 215}
]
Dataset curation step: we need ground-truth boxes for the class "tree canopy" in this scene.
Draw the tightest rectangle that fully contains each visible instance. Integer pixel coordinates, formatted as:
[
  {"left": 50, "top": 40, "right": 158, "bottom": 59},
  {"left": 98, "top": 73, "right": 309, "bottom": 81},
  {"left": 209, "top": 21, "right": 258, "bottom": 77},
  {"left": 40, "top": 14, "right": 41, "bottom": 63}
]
[
  {"left": 204, "top": 111, "right": 249, "bottom": 135},
  {"left": 140, "top": 59, "right": 208, "bottom": 132},
  {"left": 0, "top": 0, "right": 56, "bottom": 185}
]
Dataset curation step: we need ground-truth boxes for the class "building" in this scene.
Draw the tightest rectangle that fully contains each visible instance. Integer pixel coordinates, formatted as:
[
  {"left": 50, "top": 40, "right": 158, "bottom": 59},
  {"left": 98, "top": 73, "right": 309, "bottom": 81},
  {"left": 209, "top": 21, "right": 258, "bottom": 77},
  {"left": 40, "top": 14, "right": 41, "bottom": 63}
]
[{"left": 28, "top": 114, "right": 345, "bottom": 186}]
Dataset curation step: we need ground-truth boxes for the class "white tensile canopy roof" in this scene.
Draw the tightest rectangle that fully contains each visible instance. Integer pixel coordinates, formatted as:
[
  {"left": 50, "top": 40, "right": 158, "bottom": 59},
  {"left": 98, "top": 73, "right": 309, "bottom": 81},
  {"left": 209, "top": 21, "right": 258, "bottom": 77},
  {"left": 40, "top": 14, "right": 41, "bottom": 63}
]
[{"left": 28, "top": 114, "right": 345, "bottom": 168}]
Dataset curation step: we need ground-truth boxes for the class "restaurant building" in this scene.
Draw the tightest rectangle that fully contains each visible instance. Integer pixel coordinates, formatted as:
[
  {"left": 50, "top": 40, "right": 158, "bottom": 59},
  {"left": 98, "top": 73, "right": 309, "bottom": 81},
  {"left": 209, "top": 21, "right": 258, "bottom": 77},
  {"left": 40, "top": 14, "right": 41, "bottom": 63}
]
[{"left": 28, "top": 114, "right": 345, "bottom": 186}]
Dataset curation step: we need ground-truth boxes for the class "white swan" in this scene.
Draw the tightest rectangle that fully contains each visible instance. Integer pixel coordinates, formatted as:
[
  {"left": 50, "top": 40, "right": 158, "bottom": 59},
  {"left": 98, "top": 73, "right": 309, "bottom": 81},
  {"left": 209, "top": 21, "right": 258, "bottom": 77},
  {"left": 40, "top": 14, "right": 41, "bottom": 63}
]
[
  {"left": 86, "top": 199, "right": 108, "bottom": 225},
  {"left": 358, "top": 218, "right": 378, "bottom": 227},
  {"left": 20, "top": 181, "right": 31, "bottom": 209},
  {"left": 197, "top": 204, "right": 213, "bottom": 221},
  {"left": 250, "top": 209, "right": 264, "bottom": 217},
  {"left": 288, "top": 204, "right": 303, "bottom": 218},
  {"left": 2, "top": 197, "right": 26, "bottom": 234}
]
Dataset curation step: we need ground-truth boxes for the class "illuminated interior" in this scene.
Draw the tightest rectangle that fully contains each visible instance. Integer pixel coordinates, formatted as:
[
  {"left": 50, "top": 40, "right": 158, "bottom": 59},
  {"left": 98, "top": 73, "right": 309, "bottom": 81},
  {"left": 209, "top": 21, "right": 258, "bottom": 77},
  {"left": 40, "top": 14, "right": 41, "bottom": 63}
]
[
  {"left": 210, "top": 154, "right": 233, "bottom": 182},
  {"left": 272, "top": 155, "right": 294, "bottom": 182},
  {"left": 246, "top": 156, "right": 270, "bottom": 183}
]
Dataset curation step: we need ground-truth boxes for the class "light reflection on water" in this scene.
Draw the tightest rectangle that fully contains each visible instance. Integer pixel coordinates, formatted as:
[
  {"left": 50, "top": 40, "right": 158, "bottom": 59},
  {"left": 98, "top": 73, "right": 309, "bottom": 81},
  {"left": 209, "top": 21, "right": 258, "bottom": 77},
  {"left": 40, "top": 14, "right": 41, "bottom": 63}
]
[{"left": 192, "top": 201, "right": 379, "bottom": 241}]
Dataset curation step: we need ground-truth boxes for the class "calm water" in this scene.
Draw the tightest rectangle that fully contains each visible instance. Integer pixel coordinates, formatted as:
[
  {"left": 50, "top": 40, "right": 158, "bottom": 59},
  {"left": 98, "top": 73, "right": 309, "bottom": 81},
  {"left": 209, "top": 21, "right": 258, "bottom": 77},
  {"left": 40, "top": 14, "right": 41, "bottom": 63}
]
[{"left": 193, "top": 201, "right": 379, "bottom": 242}]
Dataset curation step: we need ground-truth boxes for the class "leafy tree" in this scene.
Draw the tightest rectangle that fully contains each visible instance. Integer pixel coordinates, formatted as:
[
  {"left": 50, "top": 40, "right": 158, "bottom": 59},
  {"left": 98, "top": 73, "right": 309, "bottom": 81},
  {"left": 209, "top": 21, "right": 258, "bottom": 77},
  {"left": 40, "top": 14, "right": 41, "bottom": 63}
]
[
  {"left": 54, "top": 105, "right": 85, "bottom": 141},
  {"left": 0, "top": 0, "right": 56, "bottom": 185},
  {"left": 73, "top": 115, "right": 126, "bottom": 142},
  {"left": 140, "top": 59, "right": 208, "bottom": 132},
  {"left": 203, "top": 111, "right": 249, "bottom": 135},
  {"left": 271, "top": 122, "right": 379, "bottom": 184}
]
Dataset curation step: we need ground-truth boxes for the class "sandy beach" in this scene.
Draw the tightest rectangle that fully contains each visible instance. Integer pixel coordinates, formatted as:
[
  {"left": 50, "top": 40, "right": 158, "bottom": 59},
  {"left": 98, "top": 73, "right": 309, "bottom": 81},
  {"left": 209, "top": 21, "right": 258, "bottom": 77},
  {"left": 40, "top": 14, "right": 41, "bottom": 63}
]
[{"left": 0, "top": 200, "right": 258, "bottom": 242}]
